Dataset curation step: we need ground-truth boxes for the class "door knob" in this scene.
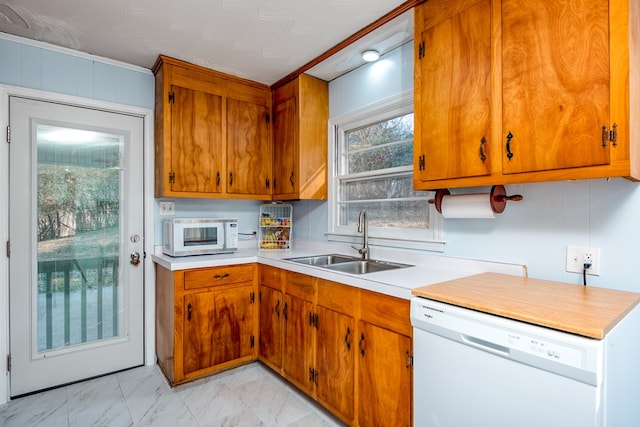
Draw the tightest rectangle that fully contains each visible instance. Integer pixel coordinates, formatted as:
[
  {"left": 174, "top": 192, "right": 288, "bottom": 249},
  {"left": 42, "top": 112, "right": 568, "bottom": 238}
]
[{"left": 130, "top": 251, "right": 141, "bottom": 266}]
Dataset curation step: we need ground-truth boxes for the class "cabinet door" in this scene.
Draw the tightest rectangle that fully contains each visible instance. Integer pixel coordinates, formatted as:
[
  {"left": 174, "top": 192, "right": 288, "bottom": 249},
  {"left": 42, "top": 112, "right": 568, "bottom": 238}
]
[
  {"left": 259, "top": 284, "right": 283, "bottom": 369},
  {"left": 273, "top": 94, "right": 297, "bottom": 196},
  {"left": 414, "top": 0, "right": 492, "bottom": 181},
  {"left": 502, "top": 0, "right": 610, "bottom": 173},
  {"left": 183, "top": 291, "right": 216, "bottom": 375},
  {"left": 283, "top": 293, "right": 314, "bottom": 393},
  {"left": 171, "top": 85, "right": 224, "bottom": 193},
  {"left": 316, "top": 306, "right": 354, "bottom": 423},
  {"left": 358, "top": 322, "right": 412, "bottom": 427},
  {"left": 212, "top": 284, "right": 255, "bottom": 365},
  {"left": 226, "top": 98, "right": 272, "bottom": 196}
]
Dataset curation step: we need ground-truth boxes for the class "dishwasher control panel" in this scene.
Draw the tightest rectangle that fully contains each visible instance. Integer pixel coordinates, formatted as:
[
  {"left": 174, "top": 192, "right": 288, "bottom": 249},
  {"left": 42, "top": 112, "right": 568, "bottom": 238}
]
[{"left": 411, "top": 297, "right": 602, "bottom": 384}]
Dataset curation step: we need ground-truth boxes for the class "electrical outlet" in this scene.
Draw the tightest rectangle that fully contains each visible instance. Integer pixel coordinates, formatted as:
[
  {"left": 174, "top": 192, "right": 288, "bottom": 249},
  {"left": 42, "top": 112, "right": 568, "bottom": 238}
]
[
  {"left": 159, "top": 201, "right": 175, "bottom": 216},
  {"left": 566, "top": 245, "right": 600, "bottom": 276}
]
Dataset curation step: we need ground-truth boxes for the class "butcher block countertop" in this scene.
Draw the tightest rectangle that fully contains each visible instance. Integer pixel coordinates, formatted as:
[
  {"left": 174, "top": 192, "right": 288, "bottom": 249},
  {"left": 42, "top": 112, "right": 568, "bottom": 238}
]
[{"left": 412, "top": 272, "right": 640, "bottom": 339}]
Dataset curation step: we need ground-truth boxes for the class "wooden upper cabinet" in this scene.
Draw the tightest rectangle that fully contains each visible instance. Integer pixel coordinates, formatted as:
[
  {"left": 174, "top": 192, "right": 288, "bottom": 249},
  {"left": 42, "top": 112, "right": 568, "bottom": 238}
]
[
  {"left": 226, "top": 97, "right": 272, "bottom": 196},
  {"left": 501, "top": 0, "right": 610, "bottom": 174},
  {"left": 153, "top": 55, "right": 272, "bottom": 199},
  {"left": 414, "top": 0, "right": 492, "bottom": 181},
  {"left": 413, "top": 0, "right": 640, "bottom": 189},
  {"left": 170, "top": 85, "right": 224, "bottom": 193},
  {"left": 272, "top": 74, "right": 328, "bottom": 200}
]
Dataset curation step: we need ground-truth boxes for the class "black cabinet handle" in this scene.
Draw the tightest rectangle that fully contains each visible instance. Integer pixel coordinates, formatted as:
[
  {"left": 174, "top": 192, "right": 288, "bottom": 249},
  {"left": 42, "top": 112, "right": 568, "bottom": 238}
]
[
  {"left": 216, "top": 171, "right": 220, "bottom": 186},
  {"left": 283, "top": 302, "right": 288, "bottom": 321},
  {"left": 505, "top": 132, "right": 514, "bottom": 160},
  {"left": 266, "top": 178, "right": 270, "bottom": 189},
  {"left": 229, "top": 172, "right": 233, "bottom": 186},
  {"left": 275, "top": 300, "right": 280, "bottom": 317},
  {"left": 479, "top": 136, "right": 487, "bottom": 163},
  {"left": 187, "top": 303, "right": 192, "bottom": 321},
  {"left": 289, "top": 171, "right": 294, "bottom": 186},
  {"left": 344, "top": 327, "right": 352, "bottom": 350},
  {"left": 359, "top": 332, "right": 365, "bottom": 357}
]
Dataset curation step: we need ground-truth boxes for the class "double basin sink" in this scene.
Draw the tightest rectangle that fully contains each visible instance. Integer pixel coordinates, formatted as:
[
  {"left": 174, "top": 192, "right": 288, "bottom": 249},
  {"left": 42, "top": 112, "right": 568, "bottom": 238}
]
[{"left": 285, "top": 254, "right": 412, "bottom": 275}]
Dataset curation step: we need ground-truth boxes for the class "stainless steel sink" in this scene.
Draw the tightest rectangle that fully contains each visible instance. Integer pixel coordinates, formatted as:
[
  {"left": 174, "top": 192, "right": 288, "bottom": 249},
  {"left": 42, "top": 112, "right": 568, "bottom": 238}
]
[
  {"left": 285, "top": 254, "right": 361, "bottom": 266},
  {"left": 323, "top": 259, "right": 411, "bottom": 274},
  {"left": 286, "top": 254, "right": 412, "bottom": 274}
]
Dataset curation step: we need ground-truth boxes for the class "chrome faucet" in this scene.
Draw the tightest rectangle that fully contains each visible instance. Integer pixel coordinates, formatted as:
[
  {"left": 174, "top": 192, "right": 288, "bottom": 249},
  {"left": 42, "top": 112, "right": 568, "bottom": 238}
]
[{"left": 351, "top": 209, "right": 370, "bottom": 260}]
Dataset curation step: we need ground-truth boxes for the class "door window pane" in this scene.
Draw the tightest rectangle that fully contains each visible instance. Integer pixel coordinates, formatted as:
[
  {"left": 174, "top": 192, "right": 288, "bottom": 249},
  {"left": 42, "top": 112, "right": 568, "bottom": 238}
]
[{"left": 36, "top": 124, "right": 122, "bottom": 351}]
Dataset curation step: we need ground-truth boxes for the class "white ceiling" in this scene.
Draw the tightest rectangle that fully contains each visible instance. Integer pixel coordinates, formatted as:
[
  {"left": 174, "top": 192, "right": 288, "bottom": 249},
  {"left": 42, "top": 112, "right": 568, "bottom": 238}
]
[{"left": 0, "top": 0, "right": 414, "bottom": 85}]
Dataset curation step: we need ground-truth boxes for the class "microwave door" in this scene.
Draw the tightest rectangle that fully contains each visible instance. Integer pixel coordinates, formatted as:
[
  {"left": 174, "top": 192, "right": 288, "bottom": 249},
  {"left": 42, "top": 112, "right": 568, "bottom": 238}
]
[{"left": 183, "top": 226, "right": 218, "bottom": 246}]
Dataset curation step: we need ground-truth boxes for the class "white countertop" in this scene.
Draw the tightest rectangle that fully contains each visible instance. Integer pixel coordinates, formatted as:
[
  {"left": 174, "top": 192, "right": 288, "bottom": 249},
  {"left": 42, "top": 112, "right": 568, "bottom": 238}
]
[{"left": 152, "top": 240, "right": 527, "bottom": 300}]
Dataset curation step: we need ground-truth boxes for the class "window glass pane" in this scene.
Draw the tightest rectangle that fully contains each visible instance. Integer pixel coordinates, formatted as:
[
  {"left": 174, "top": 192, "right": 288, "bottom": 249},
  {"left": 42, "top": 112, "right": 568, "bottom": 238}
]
[
  {"left": 344, "top": 113, "right": 414, "bottom": 174},
  {"left": 339, "top": 200, "right": 429, "bottom": 228},
  {"left": 340, "top": 175, "right": 424, "bottom": 201},
  {"left": 346, "top": 140, "right": 413, "bottom": 174}
]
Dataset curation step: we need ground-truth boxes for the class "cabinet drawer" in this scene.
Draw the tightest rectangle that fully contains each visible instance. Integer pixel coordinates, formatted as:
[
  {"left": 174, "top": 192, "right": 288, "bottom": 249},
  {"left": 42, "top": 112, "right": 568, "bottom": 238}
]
[
  {"left": 184, "top": 264, "right": 255, "bottom": 290},
  {"left": 260, "top": 265, "right": 283, "bottom": 290},
  {"left": 317, "top": 278, "right": 357, "bottom": 314},
  {"left": 285, "top": 271, "right": 315, "bottom": 301},
  {"left": 359, "top": 289, "right": 411, "bottom": 337}
]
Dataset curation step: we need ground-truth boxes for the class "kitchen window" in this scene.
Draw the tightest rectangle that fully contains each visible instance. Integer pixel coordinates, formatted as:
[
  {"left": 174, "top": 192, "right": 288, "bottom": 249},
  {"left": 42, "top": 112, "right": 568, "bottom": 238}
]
[{"left": 328, "top": 92, "right": 443, "bottom": 251}]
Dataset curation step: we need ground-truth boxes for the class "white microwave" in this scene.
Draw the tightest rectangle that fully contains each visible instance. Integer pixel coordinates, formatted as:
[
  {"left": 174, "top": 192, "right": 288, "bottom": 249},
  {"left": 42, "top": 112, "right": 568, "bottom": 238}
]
[{"left": 163, "top": 218, "right": 238, "bottom": 257}]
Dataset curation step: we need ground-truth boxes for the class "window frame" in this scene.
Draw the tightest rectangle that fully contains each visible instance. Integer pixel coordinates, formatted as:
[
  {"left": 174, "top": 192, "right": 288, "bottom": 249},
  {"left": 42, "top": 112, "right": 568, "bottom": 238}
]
[{"left": 327, "top": 90, "right": 444, "bottom": 252}]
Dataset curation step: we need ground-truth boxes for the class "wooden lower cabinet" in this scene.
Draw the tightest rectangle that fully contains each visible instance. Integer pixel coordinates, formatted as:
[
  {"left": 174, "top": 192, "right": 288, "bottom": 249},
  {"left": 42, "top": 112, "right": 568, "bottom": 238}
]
[
  {"left": 357, "top": 321, "right": 412, "bottom": 427},
  {"left": 257, "top": 266, "right": 412, "bottom": 426},
  {"left": 156, "top": 263, "right": 258, "bottom": 385}
]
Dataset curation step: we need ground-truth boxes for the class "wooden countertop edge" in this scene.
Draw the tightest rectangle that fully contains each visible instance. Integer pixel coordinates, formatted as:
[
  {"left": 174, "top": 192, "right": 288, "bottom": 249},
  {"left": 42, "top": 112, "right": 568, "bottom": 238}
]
[{"left": 412, "top": 273, "right": 640, "bottom": 339}]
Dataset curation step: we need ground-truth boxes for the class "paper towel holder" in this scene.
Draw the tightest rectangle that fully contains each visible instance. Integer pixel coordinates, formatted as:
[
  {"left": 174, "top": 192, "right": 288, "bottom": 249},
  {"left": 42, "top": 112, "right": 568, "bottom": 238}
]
[{"left": 429, "top": 185, "right": 523, "bottom": 214}]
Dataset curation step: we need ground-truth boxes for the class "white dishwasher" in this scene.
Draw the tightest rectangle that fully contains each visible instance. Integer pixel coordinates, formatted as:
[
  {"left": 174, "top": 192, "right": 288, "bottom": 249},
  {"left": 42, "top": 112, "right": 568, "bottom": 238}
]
[{"left": 411, "top": 297, "right": 640, "bottom": 427}]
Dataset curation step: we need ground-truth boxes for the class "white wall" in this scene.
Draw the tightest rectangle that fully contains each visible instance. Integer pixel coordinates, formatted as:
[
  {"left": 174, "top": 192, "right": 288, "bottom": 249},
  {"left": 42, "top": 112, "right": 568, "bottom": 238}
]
[{"left": 313, "top": 40, "right": 640, "bottom": 293}]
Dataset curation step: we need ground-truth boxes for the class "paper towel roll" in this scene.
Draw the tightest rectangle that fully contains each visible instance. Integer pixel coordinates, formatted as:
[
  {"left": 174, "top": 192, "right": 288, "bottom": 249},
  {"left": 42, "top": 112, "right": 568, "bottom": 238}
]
[{"left": 440, "top": 193, "right": 497, "bottom": 219}]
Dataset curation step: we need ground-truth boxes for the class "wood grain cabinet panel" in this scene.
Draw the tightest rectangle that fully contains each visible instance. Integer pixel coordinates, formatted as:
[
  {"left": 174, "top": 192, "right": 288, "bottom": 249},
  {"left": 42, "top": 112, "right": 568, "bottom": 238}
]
[
  {"left": 272, "top": 74, "right": 328, "bottom": 200},
  {"left": 258, "top": 284, "right": 283, "bottom": 370},
  {"left": 156, "top": 264, "right": 258, "bottom": 385},
  {"left": 413, "top": 0, "right": 640, "bottom": 189},
  {"left": 153, "top": 55, "right": 272, "bottom": 199}
]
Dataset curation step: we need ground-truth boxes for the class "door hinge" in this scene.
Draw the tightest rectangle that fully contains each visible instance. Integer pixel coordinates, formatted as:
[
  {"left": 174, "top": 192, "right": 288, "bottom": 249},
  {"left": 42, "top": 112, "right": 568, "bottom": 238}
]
[
  {"left": 6, "top": 240, "right": 10, "bottom": 258},
  {"left": 6, "top": 354, "right": 11, "bottom": 372},
  {"left": 418, "top": 42, "right": 425, "bottom": 59},
  {"left": 168, "top": 91, "right": 175, "bottom": 104},
  {"left": 250, "top": 335, "right": 255, "bottom": 348},
  {"left": 169, "top": 172, "right": 175, "bottom": 184},
  {"left": 309, "top": 312, "right": 318, "bottom": 328},
  {"left": 250, "top": 292, "right": 255, "bottom": 304},
  {"left": 6, "top": 126, "right": 10, "bottom": 144}
]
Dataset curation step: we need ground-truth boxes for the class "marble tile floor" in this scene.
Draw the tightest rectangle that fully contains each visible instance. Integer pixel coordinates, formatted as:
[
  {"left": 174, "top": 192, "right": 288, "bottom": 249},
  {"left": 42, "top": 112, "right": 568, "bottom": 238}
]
[{"left": 0, "top": 362, "right": 347, "bottom": 427}]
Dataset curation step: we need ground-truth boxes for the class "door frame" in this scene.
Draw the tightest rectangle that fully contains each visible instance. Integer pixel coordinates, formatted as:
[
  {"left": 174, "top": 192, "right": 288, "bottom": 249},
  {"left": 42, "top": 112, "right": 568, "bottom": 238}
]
[{"left": 0, "top": 84, "right": 156, "bottom": 404}]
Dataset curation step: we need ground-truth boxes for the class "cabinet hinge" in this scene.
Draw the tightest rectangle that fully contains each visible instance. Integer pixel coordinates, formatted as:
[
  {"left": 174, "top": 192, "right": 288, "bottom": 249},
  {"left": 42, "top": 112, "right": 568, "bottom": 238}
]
[
  {"left": 250, "top": 292, "right": 255, "bottom": 304},
  {"left": 309, "top": 312, "right": 318, "bottom": 328},
  {"left": 308, "top": 367, "right": 318, "bottom": 385},
  {"left": 610, "top": 123, "right": 618, "bottom": 147},
  {"left": 406, "top": 351, "right": 413, "bottom": 369},
  {"left": 6, "top": 240, "right": 10, "bottom": 258},
  {"left": 169, "top": 172, "right": 175, "bottom": 184},
  {"left": 168, "top": 91, "right": 175, "bottom": 104},
  {"left": 418, "top": 42, "right": 425, "bottom": 59},
  {"left": 6, "top": 125, "right": 10, "bottom": 144},
  {"left": 250, "top": 335, "right": 255, "bottom": 348},
  {"left": 6, "top": 354, "right": 11, "bottom": 372},
  {"left": 418, "top": 154, "right": 425, "bottom": 171}
]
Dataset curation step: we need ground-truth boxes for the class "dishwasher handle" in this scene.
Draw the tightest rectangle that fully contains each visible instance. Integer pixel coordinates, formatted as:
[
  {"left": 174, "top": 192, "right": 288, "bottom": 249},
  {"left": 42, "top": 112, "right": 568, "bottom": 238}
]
[{"left": 461, "top": 334, "right": 510, "bottom": 357}]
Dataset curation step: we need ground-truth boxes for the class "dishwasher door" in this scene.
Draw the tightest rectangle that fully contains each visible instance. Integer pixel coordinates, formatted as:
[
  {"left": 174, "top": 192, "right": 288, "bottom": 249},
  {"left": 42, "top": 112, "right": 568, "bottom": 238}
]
[{"left": 411, "top": 298, "right": 603, "bottom": 427}]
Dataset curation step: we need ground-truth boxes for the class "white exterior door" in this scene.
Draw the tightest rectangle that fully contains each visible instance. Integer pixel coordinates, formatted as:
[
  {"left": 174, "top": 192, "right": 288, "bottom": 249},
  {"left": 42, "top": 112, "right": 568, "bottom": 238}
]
[{"left": 8, "top": 96, "right": 144, "bottom": 396}]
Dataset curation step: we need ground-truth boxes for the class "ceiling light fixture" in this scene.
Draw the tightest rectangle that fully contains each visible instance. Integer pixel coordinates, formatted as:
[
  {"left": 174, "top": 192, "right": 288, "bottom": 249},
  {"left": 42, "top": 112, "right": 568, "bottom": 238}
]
[{"left": 362, "top": 50, "right": 380, "bottom": 62}]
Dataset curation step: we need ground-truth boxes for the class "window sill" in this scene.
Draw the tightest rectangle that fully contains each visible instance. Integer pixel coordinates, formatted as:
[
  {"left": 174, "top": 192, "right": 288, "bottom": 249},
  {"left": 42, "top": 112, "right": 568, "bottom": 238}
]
[{"left": 326, "top": 232, "right": 445, "bottom": 253}]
